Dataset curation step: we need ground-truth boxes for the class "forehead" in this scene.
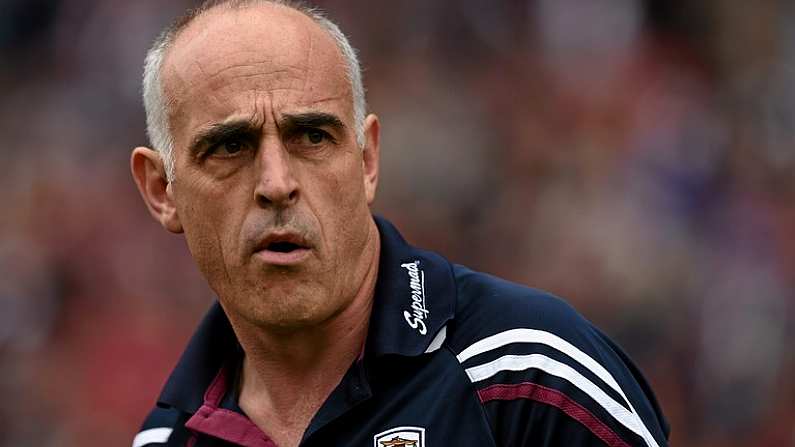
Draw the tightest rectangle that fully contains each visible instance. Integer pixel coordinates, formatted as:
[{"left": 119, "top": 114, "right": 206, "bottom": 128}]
[{"left": 162, "top": 4, "right": 351, "bottom": 135}]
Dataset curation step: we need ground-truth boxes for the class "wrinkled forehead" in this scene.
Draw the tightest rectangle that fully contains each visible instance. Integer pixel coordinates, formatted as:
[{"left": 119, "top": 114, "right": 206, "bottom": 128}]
[{"left": 161, "top": 4, "right": 351, "bottom": 124}]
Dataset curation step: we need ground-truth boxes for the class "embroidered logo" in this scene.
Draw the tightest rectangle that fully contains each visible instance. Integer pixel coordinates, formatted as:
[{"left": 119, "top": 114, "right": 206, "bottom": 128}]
[
  {"left": 401, "top": 261, "right": 428, "bottom": 335},
  {"left": 374, "top": 426, "right": 425, "bottom": 447}
]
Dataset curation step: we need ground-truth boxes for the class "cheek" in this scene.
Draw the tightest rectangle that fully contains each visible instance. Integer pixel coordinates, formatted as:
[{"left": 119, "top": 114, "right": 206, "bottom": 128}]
[
  {"left": 175, "top": 182, "right": 246, "bottom": 287},
  {"left": 331, "top": 150, "right": 368, "bottom": 203},
  {"left": 182, "top": 206, "right": 226, "bottom": 271},
  {"left": 321, "top": 158, "right": 371, "bottom": 250}
]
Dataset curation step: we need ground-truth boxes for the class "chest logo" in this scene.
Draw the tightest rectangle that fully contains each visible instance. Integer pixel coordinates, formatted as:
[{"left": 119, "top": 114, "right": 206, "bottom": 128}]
[
  {"left": 374, "top": 426, "right": 425, "bottom": 447},
  {"left": 401, "top": 261, "right": 429, "bottom": 335}
]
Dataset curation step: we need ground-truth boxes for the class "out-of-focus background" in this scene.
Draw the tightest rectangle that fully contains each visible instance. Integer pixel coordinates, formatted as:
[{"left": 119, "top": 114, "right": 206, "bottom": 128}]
[{"left": 1, "top": 0, "right": 793, "bottom": 445}]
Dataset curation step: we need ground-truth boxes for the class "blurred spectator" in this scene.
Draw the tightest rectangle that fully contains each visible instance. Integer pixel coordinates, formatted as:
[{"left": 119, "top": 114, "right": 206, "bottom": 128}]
[{"left": 1, "top": 0, "right": 793, "bottom": 445}]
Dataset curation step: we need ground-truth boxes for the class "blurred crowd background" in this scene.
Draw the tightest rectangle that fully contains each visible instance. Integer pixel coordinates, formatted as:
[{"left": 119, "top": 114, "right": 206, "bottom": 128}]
[{"left": 1, "top": 0, "right": 793, "bottom": 445}]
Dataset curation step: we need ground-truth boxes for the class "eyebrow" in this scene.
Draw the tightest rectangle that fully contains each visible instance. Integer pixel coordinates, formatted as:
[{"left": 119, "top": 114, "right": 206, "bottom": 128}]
[
  {"left": 279, "top": 112, "right": 346, "bottom": 134},
  {"left": 187, "top": 112, "right": 348, "bottom": 155},
  {"left": 189, "top": 120, "right": 260, "bottom": 155}
]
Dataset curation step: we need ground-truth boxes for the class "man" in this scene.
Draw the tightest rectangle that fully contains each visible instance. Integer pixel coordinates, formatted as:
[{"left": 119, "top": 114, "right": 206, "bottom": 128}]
[{"left": 130, "top": 1, "right": 670, "bottom": 446}]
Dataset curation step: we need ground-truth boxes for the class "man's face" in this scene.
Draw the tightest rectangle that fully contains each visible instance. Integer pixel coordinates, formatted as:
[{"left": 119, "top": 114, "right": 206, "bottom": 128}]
[{"left": 159, "top": 5, "right": 379, "bottom": 331}]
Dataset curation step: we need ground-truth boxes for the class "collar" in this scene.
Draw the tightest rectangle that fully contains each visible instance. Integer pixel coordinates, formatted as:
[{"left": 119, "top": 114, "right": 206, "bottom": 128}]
[
  {"left": 366, "top": 215, "right": 456, "bottom": 357},
  {"left": 157, "top": 302, "right": 238, "bottom": 413},
  {"left": 156, "top": 215, "right": 457, "bottom": 414}
]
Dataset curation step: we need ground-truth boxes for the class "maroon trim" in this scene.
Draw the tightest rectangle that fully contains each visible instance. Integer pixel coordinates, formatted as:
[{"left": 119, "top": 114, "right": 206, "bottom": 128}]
[
  {"left": 478, "top": 382, "right": 631, "bottom": 447},
  {"left": 185, "top": 365, "right": 278, "bottom": 447}
]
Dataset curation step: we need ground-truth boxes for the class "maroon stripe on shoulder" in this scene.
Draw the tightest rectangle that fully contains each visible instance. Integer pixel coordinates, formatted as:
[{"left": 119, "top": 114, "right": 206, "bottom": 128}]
[{"left": 478, "top": 382, "right": 631, "bottom": 447}]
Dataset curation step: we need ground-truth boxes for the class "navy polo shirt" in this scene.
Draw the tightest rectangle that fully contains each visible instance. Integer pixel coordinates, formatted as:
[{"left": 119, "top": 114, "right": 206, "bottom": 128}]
[{"left": 133, "top": 216, "right": 670, "bottom": 447}]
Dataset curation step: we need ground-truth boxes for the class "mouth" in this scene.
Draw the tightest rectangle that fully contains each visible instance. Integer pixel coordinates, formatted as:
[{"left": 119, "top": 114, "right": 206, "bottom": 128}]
[
  {"left": 266, "top": 241, "right": 304, "bottom": 253},
  {"left": 254, "top": 232, "right": 313, "bottom": 266}
]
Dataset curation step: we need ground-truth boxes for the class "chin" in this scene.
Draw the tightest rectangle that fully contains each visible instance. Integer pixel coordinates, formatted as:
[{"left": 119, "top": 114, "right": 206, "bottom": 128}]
[
  {"left": 250, "top": 310, "right": 338, "bottom": 335},
  {"left": 236, "top": 289, "right": 335, "bottom": 331}
]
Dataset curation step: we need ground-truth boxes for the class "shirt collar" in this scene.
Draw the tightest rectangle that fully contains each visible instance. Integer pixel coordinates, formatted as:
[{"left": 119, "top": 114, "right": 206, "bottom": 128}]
[
  {"left": 157, "top": 215, "right": 457, "bottom": 413},
  {"left": 366, "top": 215, "right": 456, "bottom": 357},
  {"left": 157, "top": 301, "right": 237, "bottom": 413}
]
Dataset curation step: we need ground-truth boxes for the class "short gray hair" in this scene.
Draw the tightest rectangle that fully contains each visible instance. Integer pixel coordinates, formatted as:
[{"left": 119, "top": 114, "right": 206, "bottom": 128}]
[{"left": 142, "top": 0, "right": 367, "bottom": 181}]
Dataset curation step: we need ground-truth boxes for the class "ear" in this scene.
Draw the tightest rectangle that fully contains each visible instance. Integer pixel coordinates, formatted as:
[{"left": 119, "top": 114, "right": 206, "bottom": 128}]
[
  {"left": 130, "top": 147, "right": 184, "bottom": 233},
  {"left": 361, "top": 113, "right": 380, "bottom": 205}
]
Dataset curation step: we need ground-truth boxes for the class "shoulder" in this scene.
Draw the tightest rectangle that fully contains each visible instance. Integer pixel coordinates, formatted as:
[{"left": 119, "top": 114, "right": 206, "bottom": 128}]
[
  {"left": 444, "top": 265, "right": 670, "bottom": 447},
  {"left": 450, "top": 265, "right": 593, "bottom": 347},
  {"left": 448, "top": 265, "right": 608, "bottom": 365}
]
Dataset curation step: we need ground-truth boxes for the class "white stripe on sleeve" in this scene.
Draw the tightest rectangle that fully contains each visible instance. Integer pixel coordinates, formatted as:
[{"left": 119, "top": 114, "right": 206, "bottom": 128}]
[
  {"left": 132, "top": 427, "right": 173, "bottom": 447},
  {"left": 457, "top": 328, "right": 659, "bottom": 447},
  {"left": 466, "top": 353, "right": 657, "bottom": 446}
]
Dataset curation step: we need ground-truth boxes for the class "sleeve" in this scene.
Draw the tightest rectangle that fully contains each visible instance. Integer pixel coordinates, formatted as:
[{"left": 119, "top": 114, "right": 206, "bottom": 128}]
[
  {"left": 452, "top": 283, "right": 670, "bottom": 447},
  {"left": 131, "top": 406, "right": 182, "bottom": 447},
  {"left": 482, "top": 395, "right": 621, "bottom": 446}
]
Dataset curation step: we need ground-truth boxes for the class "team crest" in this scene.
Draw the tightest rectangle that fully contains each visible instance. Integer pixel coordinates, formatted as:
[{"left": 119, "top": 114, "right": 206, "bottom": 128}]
[{"left": 373, "top": 426, "right": 425, "bottom": 447}]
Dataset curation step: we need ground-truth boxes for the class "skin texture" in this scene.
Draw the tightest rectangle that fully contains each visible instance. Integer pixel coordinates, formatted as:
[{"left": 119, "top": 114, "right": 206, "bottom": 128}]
[{"left": 131, "top": 3, "right": 381, "bottom": 445}]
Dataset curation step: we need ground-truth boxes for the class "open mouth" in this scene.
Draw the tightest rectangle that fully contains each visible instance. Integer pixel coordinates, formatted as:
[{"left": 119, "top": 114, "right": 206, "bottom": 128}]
[
  {"left": 254, "top": 233, "right": 312, "bottom": 265},
  {"left": 267, "top": 241, "right": 303, "bottom": 253}
]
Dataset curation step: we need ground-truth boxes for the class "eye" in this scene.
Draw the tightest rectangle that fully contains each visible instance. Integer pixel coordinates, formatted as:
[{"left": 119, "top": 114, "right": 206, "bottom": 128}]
[
  {"left": 306, "top": 129, "right": 326, "bottom": 145},
  {"left": 207, "top": 139, "right": 249, "bottom": 158},
  {"left": 291, "top": 127, "right": 334, "bottom": 147}
]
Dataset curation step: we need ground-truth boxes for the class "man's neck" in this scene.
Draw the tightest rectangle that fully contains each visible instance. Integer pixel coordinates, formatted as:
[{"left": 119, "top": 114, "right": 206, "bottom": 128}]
[{"left": 231, "top": 223, "right": 381, "bottom": 446}]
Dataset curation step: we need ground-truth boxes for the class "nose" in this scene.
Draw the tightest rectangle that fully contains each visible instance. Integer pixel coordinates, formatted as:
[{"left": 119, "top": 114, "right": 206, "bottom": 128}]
[{"left": 254, "top": 137, "right": 299, "bottom": 208}]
